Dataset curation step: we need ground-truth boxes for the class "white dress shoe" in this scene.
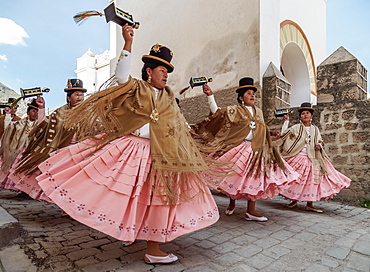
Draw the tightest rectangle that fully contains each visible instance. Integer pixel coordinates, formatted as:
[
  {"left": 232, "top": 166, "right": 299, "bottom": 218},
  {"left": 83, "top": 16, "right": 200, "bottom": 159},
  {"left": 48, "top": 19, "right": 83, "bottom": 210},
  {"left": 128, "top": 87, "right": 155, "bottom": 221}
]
[{"left": 245, "top": 212, "right": 268, "bottom": 222}]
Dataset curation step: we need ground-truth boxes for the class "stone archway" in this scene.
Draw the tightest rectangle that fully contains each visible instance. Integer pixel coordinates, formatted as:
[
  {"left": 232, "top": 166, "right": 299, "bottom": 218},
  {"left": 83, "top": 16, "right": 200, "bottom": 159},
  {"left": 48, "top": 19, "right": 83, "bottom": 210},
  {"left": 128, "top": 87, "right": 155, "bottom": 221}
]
[{"left": 280, "top": 20, "right": 316, "bottom": 106}]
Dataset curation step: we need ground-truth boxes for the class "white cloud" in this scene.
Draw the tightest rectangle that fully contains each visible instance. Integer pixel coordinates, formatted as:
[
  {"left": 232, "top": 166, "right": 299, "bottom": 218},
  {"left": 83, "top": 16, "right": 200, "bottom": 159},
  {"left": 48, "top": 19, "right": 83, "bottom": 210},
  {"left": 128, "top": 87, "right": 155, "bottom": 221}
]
[
  {"left": 0, "top": 54, "right": 7, "bottom": 61},
  {"left": 0, "top": 18, "right": 29, "bottom": 46}
]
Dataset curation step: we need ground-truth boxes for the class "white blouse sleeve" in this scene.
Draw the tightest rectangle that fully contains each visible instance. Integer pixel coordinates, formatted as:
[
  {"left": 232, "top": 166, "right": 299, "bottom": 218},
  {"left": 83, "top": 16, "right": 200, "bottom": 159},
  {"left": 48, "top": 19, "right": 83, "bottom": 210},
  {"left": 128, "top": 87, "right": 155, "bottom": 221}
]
[
  {"left": 207, "top": 95, "right": 219, "bottom": 114},
  {"left": 114, "top": 50, "right": 131, "bottom": 85},
  {"left": 281, "top": 120, "right": 290, "bottom": 134}
]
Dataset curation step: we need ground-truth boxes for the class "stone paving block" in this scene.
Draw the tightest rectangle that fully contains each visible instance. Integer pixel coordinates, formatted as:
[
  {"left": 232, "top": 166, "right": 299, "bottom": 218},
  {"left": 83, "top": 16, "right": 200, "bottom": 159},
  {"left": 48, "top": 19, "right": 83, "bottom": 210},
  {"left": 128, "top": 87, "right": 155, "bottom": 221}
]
[
  {"left": 304, "top": 263, "right": 331, "bottom": 272},
  {"left": 49, "top": 260, "right": 75, "bottom": 271},
  {"left": 63, "top": 230, "right": 93, "bottom": 239},
  {"left": 344, "top": 231, "right": 363, "bottom": 240},
  {"left": 182, "top": 263, "right": 228, "bottom": 272},
  {"left": 283, "top": 224, "right": 306, "bottom": 233},
  {"left": 212, "top": 241, "right": 240, "bottom": 254},
  {"left": 152, "top": 262, "right": 187, "bottom": 272},
  {"left": 361, "top": 233, "right": 370, "bottom": 241},
  {"left": 234, "top": 244, "right": 263, "bottom": 258},
  {"left": 195, "top": 239, "right": 217, "bottom": 249},
  {"left": 120, "top": 250, "right": 146, "bottom": 264},
  {"left": 262, "top": 245, "right": 291, "bottom": 259},
  {"left": 54, "top": 245, "right": 81, "bottom": 256},
  {"left": 74, "top": 256, "right": 100, "bottom": 268},
  {"left": 353, "top": 240, "right": 370, "bottom": 255},
  {"left": 321, "top": 256, "right": 339, "bottom": 268},
  {"left": 174, "top": 236, "right": 199, "bottom": 247},
  {"left": 228, "top": 263, "right": 257, "bottom": 272},
  {"left": 95, "top": 248, "right": 125, "bottom": 261},
  {"left": 177, "top": 245, "right": 204, "bottom": 257},
  {"left": 122, "top": 241, "right": 148, "bottom": 253},
  {"left": 40, "top": 241, "right": 63, "bottom": 254},
  {"left": 114, "top": 261, "right": 151, "bottom": 271},
  {"left": 0, "top": 244, "right": 37, "bottom": 272},
  {"left": 246, "top": 228, "right": 272, "bottom": 238},
  {"left": 345, "top": 252, "right": 370, "bottom": 272},
  {"left": 253, "top": 237, "right": 280, "bottom": 249},
  {"left": 230, "top": 233, "right": 257, "bottom": 245},
  {"left": 101, "top": 240, "right": 125, "bottom": 251},
  {"left": 66, "top": 248, "right": 101, "bottom": 261},
  {"left": 280, "top": 237, "right": 304, "bottom": 250},
  {"left": 81, "top": 259, "right": 123, "bottom": 272},
  {"left": 207, "top": 232, "right": 234, "bottom": 244},
  {"left": 189, "top": 230, "right": 215, "bottom": 240},
  {"left": 79, "top": 238, "right": 111, "bottom": 249},
  {"left": 334, "top": 237, "right": 357, "bottom": 248},
  {"left": 62, "top": 236, "right": 94, "bottom": 246},
  {"left": 245, "top": 253, "right": 275, "bottom": 269},
  {"left": 214, "top": 251, "right": 244, "bottom": 267},
  {"left": 325, "top": 244, "right": 351, "bottom": 260},
  {"left": 179, "top": 253, "right": 209, "bottom": 268},
  {"left": 293, "top": 231, "right": 317, "bottom": 242}
]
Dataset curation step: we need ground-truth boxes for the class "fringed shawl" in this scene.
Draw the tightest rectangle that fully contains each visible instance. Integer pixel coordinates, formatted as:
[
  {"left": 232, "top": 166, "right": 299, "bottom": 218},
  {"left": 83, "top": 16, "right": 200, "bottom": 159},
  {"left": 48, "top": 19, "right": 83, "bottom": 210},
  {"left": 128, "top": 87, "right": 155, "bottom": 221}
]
[
  {"left": 63, "top": 76, "right": 209, "bottom": 205},
  {"left": 275, "top": 122, "right": 329, "bottom": 182},
  {"left": 0, "top": 117, "right": 38, "bottom": 173},
  {"left": 0, "top": 114, "right": 21, "bottom": 138},
  {"left": 192, "top": 104, "right": 285, "bottom": 177},
  {"left": 16, "top": 104, "right": 75, "bottom": 176}
]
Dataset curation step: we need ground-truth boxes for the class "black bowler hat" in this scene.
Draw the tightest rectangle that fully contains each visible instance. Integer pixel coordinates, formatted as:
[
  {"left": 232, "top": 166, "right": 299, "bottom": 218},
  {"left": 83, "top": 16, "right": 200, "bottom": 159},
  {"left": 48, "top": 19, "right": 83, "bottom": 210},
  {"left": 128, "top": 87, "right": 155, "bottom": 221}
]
[
  {"left": 142, "top": 44, "right": 174, "bottom": 73},
  {"left": 27, "top": 98, "right": 39, "bottom": 110},
  {"left": 298, "top": 102, "right": 314, "bottom": 114},
  {"left": 235, "top": 77, "right": 258, "bottom": 93},
  {"left": 64, "top": 79, "right": 87, "bottom": 93}
]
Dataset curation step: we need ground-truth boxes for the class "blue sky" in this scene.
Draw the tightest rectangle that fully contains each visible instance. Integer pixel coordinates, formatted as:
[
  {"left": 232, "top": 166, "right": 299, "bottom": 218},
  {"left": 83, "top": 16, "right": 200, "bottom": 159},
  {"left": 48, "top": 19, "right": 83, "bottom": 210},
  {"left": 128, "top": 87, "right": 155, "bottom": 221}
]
[{"left": 1, "top": 0, "right": 369, "bottom": 110}]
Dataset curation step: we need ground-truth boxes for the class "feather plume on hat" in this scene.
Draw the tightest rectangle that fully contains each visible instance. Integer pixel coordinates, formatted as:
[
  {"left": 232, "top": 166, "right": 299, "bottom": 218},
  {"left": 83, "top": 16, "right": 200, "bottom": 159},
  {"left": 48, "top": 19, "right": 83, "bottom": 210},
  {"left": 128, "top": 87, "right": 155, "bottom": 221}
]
[{"left": 73, "top": 10, "right": 103, "bottom": 25}]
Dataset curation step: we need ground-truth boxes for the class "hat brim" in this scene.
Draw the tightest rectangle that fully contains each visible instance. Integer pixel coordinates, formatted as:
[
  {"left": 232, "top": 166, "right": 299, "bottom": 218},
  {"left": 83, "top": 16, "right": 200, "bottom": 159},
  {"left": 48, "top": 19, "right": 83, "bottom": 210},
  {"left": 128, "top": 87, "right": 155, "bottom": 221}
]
[
  {"left": 64, "top": 87, "right": 87, "bottom": 93},
  {"left": 236, "top": 85, "right": 257, "bottom": 93},
  {"left": 298, "top": 107, "right": 314, "bottom": 112},
  {"left": 142, "top": 55, "right": 174, "bottom": 73},
  {"left": 27, "top": 104, "right": 39, "bottom": 110}
]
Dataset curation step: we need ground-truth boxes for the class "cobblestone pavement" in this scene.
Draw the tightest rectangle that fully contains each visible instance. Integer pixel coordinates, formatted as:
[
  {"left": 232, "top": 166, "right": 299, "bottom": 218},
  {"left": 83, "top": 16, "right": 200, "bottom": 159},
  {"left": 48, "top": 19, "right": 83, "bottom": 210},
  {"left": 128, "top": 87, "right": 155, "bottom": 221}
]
[{"left": 0, "top": 189, "right": 369, "bottom": 272}]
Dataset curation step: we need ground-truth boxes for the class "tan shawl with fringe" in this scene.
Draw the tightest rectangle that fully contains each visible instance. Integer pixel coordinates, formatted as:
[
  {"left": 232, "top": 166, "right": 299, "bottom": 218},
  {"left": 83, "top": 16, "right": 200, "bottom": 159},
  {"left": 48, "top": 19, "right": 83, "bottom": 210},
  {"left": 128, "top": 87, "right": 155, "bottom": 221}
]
[
  {"left": 64, "top": 76, "right": 209, "bottom": 205},
  {"left": 0, "top": 117, "right": 38, "bottom": 173},
  {"left": 275, "top": 122, "right": 329, "bottom": 182},
  {"left": 16, "top": 104, "right": 75, "bottom": 176},
  {"left": 192, "top": 104, "right": 285, "bottom": 177}
]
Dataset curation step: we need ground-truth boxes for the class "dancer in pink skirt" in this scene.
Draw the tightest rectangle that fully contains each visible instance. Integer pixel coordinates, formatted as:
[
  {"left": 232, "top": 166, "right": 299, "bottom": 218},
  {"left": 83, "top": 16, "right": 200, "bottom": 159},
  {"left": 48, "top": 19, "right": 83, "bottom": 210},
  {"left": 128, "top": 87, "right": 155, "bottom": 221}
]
[
  {"left": 192, "top": 78, "right": 298, "bottom": 222},
  {"left": 36, "top": 24, "right": 219, "bottom": 264},
  {"left": 0, "top": 98, "right": 42, "bottom": 191},
  {"left": 9, "top": 80, "right": 86, "bottom": 202},
  {"left": 277, "top": 102, "right": 351, "bottom": 213}
]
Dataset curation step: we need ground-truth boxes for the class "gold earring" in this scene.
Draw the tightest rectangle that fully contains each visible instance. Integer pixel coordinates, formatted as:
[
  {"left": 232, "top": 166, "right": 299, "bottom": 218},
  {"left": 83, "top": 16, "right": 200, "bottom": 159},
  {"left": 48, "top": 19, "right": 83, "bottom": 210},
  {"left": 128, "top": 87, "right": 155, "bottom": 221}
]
[{"left": 148, "top": 76, "right": 152, "bottom": 84}]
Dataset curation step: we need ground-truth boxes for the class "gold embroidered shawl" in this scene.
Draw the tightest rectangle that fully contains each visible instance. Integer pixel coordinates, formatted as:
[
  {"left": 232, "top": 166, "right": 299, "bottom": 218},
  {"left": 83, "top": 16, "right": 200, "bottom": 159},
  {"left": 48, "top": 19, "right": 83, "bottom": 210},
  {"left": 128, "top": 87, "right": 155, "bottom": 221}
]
[
  {"left": 16, "top": 104, "right": 75, "bottom": 176},
  {"left": 0, "top": 114, "right": 21, "bottom": 139},
  {"left": 275, "top": 122, "right": 329, "bottom": 181},
  {"left": 64, "top": 77, "right": 209, "bottom": 204},
  {"left": 0, "top": 117, "right": 38, "bottom": 172},
  {"left": 192, "top": 104, "right": 285, "bottom": 177}
]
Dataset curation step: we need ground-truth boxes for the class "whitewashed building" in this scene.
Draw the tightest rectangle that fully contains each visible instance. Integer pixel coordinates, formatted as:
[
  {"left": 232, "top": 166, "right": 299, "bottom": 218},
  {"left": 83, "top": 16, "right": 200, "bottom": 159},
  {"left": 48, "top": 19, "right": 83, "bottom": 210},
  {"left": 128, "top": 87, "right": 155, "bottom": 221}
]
[{"left": 76, "top": 0, "right": 326, "bottom": 107}]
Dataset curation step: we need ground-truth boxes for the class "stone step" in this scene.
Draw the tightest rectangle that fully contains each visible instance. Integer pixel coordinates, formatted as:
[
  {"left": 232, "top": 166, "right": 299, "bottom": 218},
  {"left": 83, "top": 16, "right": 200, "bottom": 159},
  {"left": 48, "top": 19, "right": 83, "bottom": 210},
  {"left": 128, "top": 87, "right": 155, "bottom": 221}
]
[{"left": 0, "top": 206, "right": 19, "bottom": 249}]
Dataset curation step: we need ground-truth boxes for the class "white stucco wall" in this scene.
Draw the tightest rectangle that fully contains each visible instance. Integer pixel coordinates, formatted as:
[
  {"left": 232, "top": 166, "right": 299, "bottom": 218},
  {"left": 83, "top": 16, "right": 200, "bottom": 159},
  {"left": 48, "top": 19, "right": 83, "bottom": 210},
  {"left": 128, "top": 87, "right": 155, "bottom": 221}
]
[
  {"left": 113, "top": 0, "right": 261, "bottom": 98},
  {"left": 259, "top": 0, "right": 280, "bottom": 84}
]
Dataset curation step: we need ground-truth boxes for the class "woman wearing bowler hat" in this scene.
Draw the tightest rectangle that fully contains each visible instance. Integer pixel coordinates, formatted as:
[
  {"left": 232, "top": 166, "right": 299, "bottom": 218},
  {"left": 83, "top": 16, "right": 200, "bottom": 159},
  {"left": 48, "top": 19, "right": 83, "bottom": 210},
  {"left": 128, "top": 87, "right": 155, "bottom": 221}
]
[
  {"left": 36, "top": 24, "right": 219, "bottom": 264},
  {"left": 194, "top": 78, "right": 298, "bottom": 221},
  {"left": 277, "top": 102, "right": 351, "bottom": 212},
  {"left": 10, "top": 80, "right": 86, "bottom": 202}
]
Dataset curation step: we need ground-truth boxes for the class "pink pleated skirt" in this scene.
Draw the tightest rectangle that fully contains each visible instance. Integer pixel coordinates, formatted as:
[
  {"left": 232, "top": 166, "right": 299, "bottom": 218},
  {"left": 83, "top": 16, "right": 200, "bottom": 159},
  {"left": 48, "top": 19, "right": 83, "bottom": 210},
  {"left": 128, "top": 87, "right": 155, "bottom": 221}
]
[
  {"left": 213, "top": 141, "right": 299, "bottom": 201},
  {"left": 9, "top": 167, "right": 52, "bottom": 202},
  {"left": 37, "top": 135, "right": 219, "bottom": 243},
  {"left": 279, "top": 150, "right": 351, "bottom": 201}
]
